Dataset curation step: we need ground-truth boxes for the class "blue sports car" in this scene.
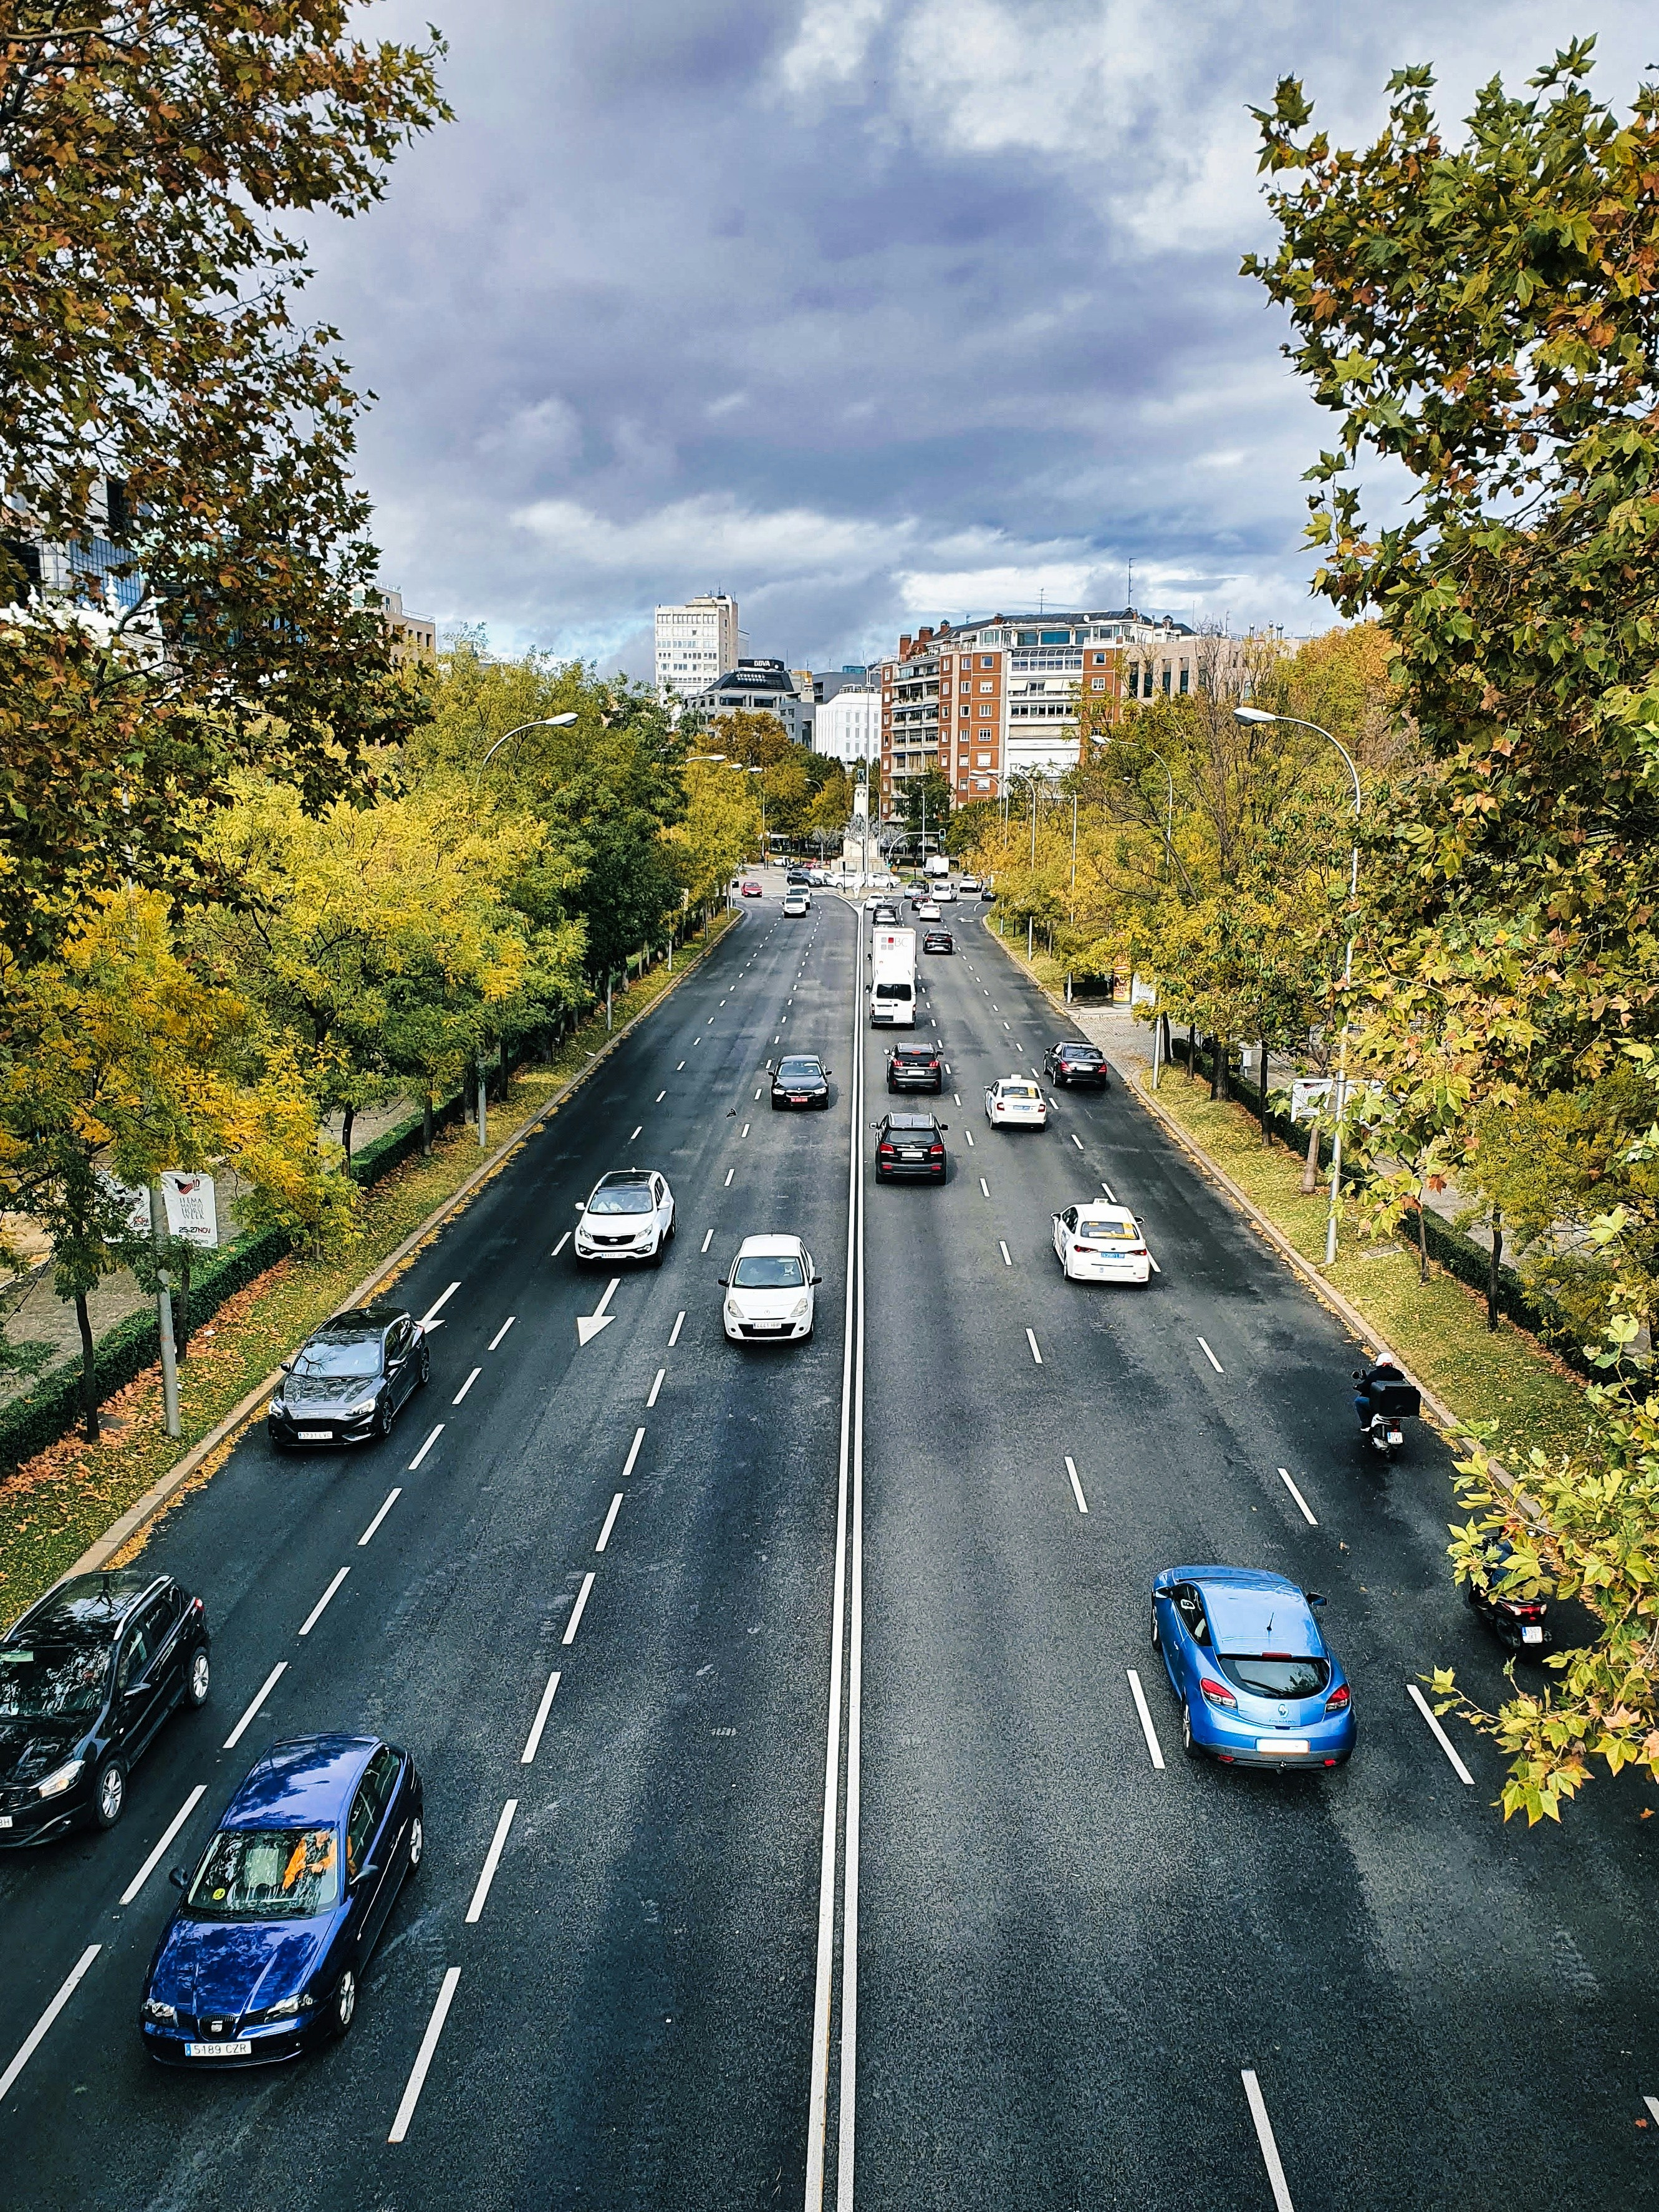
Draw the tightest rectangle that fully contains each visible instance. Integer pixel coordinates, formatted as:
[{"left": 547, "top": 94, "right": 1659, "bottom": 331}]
[
  {"left": 1150, "top": 1566, "right": 1355, "bottom": 1767},
  {"left": 140, "top": 1734, "right": 423, "bottom": 2065}
]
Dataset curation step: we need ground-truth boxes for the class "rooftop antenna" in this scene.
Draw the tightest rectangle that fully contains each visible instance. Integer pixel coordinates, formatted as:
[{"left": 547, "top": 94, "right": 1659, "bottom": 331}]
[{"left": 1127, "top": 557, "right": 1133, "bottom": 609}]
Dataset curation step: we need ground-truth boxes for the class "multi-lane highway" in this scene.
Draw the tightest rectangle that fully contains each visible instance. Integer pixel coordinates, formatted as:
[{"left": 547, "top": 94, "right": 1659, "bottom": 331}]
[{"left": 1, "top": 872, "right": 1653, "bottom": 2210}]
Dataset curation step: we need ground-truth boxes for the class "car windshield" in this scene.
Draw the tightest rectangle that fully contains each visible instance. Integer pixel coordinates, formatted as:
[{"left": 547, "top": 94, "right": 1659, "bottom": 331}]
[
  {"left": 1079, "top": 1216, "right": 1137, "bottom": 1241},
  {"left": 588, "top": 1183, "right": 655, "bottom": 1215},
  {"left": 0, "top": 1642, "right": 109, "bottom": 1720},
  {"left": 1218, "top": 1654, "right": 1330, "bottom": 1699},
  {"left": 779, "top": 1060, "right": 820, "bottom": 1079},
  {"left": 733, "top": 1254, "right": 805, "bottom": 1288},
  {"left": 292, "top": 1336, "right": 381, "bottom": 1379},
  {"left": 186, "top": 1826, "right": 343, "bottom": 1919}
]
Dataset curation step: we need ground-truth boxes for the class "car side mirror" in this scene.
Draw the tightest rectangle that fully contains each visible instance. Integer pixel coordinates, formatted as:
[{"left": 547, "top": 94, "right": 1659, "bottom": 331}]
[
  {"left": 938, "top": 1123, "right": 949, "bottom": 1132},
  {"left": 1306, "top": 1591, "right": 1328, "bottom": 1607},
  {"left": 716, "top": 1276, "right": 729, "bottom": 1287},
  {"left": 170, "top": 1866, "right": 189, "bottom": 1889},
  {"left": 811, "top": 1271, "right": 823, "bottom": 1284},
  {"left": 280, "top": 1358, "right": 295, "bottom": 1375},
  {"left": 574, "top": 1201, "right": 585, "bottom": 1212}
]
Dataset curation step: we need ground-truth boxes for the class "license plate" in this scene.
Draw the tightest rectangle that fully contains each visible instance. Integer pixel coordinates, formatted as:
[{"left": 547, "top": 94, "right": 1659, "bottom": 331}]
[
  {"left": 753, "top": 1322, "right": 784, "bottom": 1334},
  {"left": 1521, "top": 1626, "right": 1544, "bottom": 1644},
  {"left": 1256, "top": 1738, "right": 1310, "bottom": 1755},
  {"left": 186, "top": 2040, "right": 253, "bottom": 2058},
  {"left": 0, "top": 1815, "right": 12, "bottom": 1829},
  {"left": 298, "top": 1430, "right": 332, "bottom": 1441}
]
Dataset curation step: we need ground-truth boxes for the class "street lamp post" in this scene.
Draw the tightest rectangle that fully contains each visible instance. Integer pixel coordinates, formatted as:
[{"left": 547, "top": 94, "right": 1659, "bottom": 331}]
[
  {"left": 472, "top": 713, "right": 578, "bottom": 788},
  {"left": 1236, "top": 706, "right": 1362, "bottom": 1267}
]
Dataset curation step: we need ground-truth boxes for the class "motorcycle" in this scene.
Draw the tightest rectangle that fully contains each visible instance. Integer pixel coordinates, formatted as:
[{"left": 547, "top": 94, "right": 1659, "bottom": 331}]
[{"left": 1352, "top": 1359, "right": 1421, "bottom": 1460}]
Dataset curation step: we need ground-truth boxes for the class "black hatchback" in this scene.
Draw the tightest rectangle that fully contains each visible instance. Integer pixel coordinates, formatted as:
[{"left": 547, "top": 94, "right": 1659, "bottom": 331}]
[
  {"left": 1044, "top": 1040, "right": 1108, "bottom": 1088},
  {"left": 875, "top": 1112, "right": 948, "bottom": 1180},
  {"left": 922, "top": 930, "right": 955, "bottom": 955},
  {"left": 772, "top": 1054, "right": 830, "bottom": 1109},
  {"left": 887, "top": 1046, "right": 942, "bottom": 1094},
  {"left": 267, "top": 1303, "right": 431, "bottom": 1450},
  {"left": 0, "top": 1570, "right": 211, "bottom": 1845}
]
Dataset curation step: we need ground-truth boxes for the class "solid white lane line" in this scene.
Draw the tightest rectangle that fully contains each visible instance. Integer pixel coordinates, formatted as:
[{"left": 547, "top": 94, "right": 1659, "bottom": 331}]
[
  {"left": 622, "top": 1426, "right": 646, "bottom": 1480},
  {"left": 1065, "top": 1456, "right": 1089, "bottom": 1513},
  {"left": 120, "top": 1786, "right": 206, "bottom": 1907},
  {"left": 408, "top": 1423, "right": 444, "bottom": 1470},
  {"left": 298, "top": 1566, "right": 350, "bottom": 1637},
  {"left": 488, "top": 1316, "right": 516, "bottom": 1350},
  {"left": 465, "top": 1799, "right": 519, "bottom": 1925},
  {"left": 1278, "top": 1468, "right": 1318, "bottom": 1526},
  {"left": 670, "top": 1309, "right": 686, "bottom": 1344},
  {"left": 1070, "top": 1133, "right": 1085, "bottom": 1152},
  {"left": 1100, "top": 1180, "right": 1117, "bottom": 1201},
  {"left": 420, "top": 1281, "right": 461, "bottom": 1325},
  {"left": 656, "top": 1090, "right": 666, "bottom": 1103},
  {"left": 0, "top": 1945, "right": 100, "bottom": 2105},
  {"left": 223, "top": 1660, "right": 287, "bottom": 1750},
  {"left": 1026, "top": 1328, "right": 1043, "bottom": 1365},
  {"left": 552, "top": 1231, "right": 571, "bottom": 1257},
  {"left": 358, "top": 1488, "right": 403, "bottom": 1547},
  {"left": 999, "top": 1241, "right": 1012, "bottom": 1266},
  {"left": 629, "top": 1125, "right": 643, "bottom": 1141},
  {"left": 452, "top": 1367, "right": 481, "bottom": 1405},
  {"left": 1197, "top": 1336, "right": 1224, "bottom": 1373},
  {"left": 1126, "top": 1670, "right": 1166, "bottom": 1771},
  {"left": 979, "top": 1176, "right": 989, "bottom": 1197},
  {"left": 701, "top": 1229, "right": 714, "bottom": 1253},
  {"left": 1241, "top": 2070, "right": 1297, "bottom": 2212},
  {"left": 1407, "top": 1680, "right": 1476, "bottom": 1784},
  {"left": 724, "top": 1168, "right": 734, "bottom": 1186},
  {"left": 520, "top": 1671, "right": 561, "bottom": 1764},
  {"left": 562, "top": 1572, "right": 596, "bottom": 1646},
  {"left": 388, "top": 1967, "right": 461, "bottom": 2143},
  {"left": 596, "top": 1493, "right": 623, "bottom": 1552},
  {"left": 647, "top": 1367, "right": 665, "bottom": 1408}
]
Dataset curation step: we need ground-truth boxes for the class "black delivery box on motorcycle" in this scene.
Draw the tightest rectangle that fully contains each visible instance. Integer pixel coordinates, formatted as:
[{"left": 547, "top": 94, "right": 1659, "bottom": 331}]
[{"left": 1367, "top": 1375, "right": 1421, "bottom": 1420}]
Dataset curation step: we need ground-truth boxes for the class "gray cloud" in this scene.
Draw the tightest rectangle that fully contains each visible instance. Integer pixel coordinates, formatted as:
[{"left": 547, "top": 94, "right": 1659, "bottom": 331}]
[{"left": 309, "top": 1, "right": 1656, "bottom": 672}]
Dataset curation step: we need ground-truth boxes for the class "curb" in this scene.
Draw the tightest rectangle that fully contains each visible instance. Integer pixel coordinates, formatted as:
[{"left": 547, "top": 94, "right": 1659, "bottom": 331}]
[{"left": 63, "top": 913, "right": 746, "bottom": 1580}]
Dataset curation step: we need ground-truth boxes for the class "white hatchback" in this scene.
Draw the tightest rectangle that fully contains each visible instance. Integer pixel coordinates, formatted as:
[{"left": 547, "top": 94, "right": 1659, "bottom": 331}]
[
  {"left": 575, "top": 1169, "right": 676, "bottom": 1264},
  {"left": 720, "top": 1234, "right": 820, "bottom": 1342},
  {"left": 985, "top": 1078, "right": 1048, "bottom": 1129},
  {"left": 1052, "top": 1203, "right": 1152, "bottom": 1283}
]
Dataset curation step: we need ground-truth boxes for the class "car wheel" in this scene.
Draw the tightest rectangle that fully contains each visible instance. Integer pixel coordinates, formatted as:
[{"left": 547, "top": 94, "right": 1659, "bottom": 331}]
[
  {"left": 418, "top": 1347, "right": 431, "bottom": 1388},
  {"left": 1181, "top": 1703, "right": 1200, "bottom": 1759},
  {"left": 330, "top": 1969, "right": 357, "bottom": 2039},
  {"left": 649, "top": 1238, "right": 665, "bottom": 1269},
  {"left": 372, "top": 1396, "right": 392, "bottom": 1441},
  {"left": 186, "top": 1644, "right": 211, "bottom": 1708},
  {"left": 92, "top": 1755, "right": 127, "bottom": 1830},
  {"left": 406, "top": 1814, "right": 424, "bottom": 1877}
]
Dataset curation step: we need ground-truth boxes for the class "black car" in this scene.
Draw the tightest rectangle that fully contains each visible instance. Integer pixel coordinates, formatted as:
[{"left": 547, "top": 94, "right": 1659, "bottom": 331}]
[
  {"left": 267, "top": 1303, "right": 431, "bottom": 1451},
  {"left": 772, "top": 1053, "right": 831, "bottom": 1109},
  {"left": 871, "top": 903, "right": 901, "bottom": 927},
  {"left": 874, "top": 1112, "right": 948, "bottom": 1180},
  {"left": 1044, "top": 1040, "right": 1108, "bottom": 1088},
  {"left": 1464, "top": 1539, "right": 1551, "bottom": 1655},
  {"left": 887, "top": 1045, "right": 942, "bottom": 1094},
  {"left": 0, "top": 1570, "right": 211, "bottom": 1845},
  {"left": 922, "top": 929, "right": 954, "bottom": 955}
]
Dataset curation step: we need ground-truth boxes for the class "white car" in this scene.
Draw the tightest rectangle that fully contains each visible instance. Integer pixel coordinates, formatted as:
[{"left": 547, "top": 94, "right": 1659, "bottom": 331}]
[
  {"left": 985, "top": 1077, "right": 1048, "bottom": 1129},
  {"left": 917, "top": 899, "right": 941, "bottom": 920},
  {"left": 932, "top": 882, "right": 956, "bottom": 903},
  {"left": 958, "top": 875, "right": 981, "bottom": 895},
  {"left": 1052, "top": 1203, "right": 1152, "bottom": 1284},
  {"left": 575, "top": 1168, "right": 676, "bottom": 1264},
  {"left": 783, "top": 889, "right": 811, "bottom": 916},
  {"left": 720, "top": 1234, "right": 820, "bottom": 1342}
]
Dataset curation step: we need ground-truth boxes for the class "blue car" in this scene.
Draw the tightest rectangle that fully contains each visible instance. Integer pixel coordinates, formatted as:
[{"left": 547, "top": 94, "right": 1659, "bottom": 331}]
[
  {"left": 1150, "top": 1566, "right": 1355, "bottom": 1768},
  {"left": 140, "top": 1734, "right": 423, "bottom": 2065}
]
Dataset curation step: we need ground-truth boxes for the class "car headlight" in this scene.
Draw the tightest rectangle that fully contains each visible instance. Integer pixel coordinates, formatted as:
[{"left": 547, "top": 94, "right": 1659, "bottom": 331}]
[
  {"left": 37, "top": 1758, "right": 84, "bottom": 1799},
  {"left": 724, "top": 1299, "right": 742, "bottom": 1319},
  {"left": 142, "top": 1998, "right": 177, "bottom": 2023},
  {"left": 345, "top": 1397, "right": 378, "bottom": 1418},
  {"left": 269, "top": 1398, "right": 286, "bottom": 1418},
  {"left": 264, "top": 1991, "right": 315, "bottom": 2017},
  {"left": 790, "top": 1297, "right": 810, "bottom": 1319}
]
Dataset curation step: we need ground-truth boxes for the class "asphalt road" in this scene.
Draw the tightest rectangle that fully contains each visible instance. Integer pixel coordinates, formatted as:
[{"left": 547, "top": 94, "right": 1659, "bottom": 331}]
[{"left": 1, "top": 876, "right": 1655, "bottom": 2211}]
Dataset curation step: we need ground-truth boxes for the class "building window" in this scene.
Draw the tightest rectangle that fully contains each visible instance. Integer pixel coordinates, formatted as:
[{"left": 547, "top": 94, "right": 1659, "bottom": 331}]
[
  {"left": 979, "top": 655, "right": 994, "bottom": 668},
  {"left": 1161, "top": 667, "right": 1171, "bottom": 695},
  {"left": 978, "top": 681, "right": 993, "bottom": 693},
  {"left": 1179, "top": 664, "right": 1190, "bottom": 694},
  {"left": 1090, "top": 677, "right": 1107, "bottom": 691}
]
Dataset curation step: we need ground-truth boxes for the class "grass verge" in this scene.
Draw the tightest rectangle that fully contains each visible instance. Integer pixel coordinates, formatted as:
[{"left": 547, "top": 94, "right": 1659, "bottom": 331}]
[{"left": 0, "top": 915, "right": 738, "bottom": 1622}]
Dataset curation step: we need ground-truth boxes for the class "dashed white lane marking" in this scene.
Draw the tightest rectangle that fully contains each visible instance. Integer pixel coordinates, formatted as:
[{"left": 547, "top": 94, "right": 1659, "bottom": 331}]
[
  {"left": 1126, "top": 1670, "right": 1165, "bottom": 1769},
  {"left": 452, "top": 1367, "right": 480, "bottom": 1404},
  {"left": 1645, "top": 2095, "right": 1659, "bottom": 2127},
  {"left": 420, "top": 1282, "right": 461, "bottom": 1325},
  {"left": 552, "top": 1231, "right": 571, "bottom": 1257},
  {"left": 1003, "top": 1021, "right": 1011, "bottom": 1031},
  {"left": 1100, "top": 1180, "right": 1117, "bottom": 1201},
  {"left": 358, "top": 1488, "right": 402, "bottom": 1546},
  {"left": 677, "top": 1061, "right": 686, "bottom": 1070},
  {"left": 724, "top": 1168, "right": 735, "bottom": 1186},
  {"left": 298, "top": 1565, "right": 350, "bottom": 1637},
  {"left": 1241, "top": 2070, "right": 1297, "bottom": 2212},
  {"left": 596, "top": 1493, "right": 624, "bottom": 1552},
  {"left": 954, "top": 1092, "right": 962, "bottom": 1105},
  {"left": 647, "top": 1367, "right": 665, "bottom": 1408},
  {"left": 1278, "top": 1468, "right": 1318, "bottom": 1526},
  {"left": 120, "top": 1785, "right": 207, "bottom": 1907},
  {"left": 408, "top": 1423, "right": 444, "bottom": 1470},
  {"left": 979, "top": 1176, "right": 989, "bottom": 1197},
  {"left": 562, "top": 1572, "right": 597, "bottom": 1646},
  {"left": 1065, "top": 1457, "right": 1089, "bottom": 1513},
  {"left": 656, "top": 1090, "right": 666, "bottom": 1103},
  {"left": 1026, "top": 1329, "right": 1044, "bottom": 1365},
  {"left": 223, "top": 1661, "right": 287, "bottom": 1750},
  {"left": 488, "top": 1316, "right": 516, "bottom": 1350},
  {"left": 388, "top": 1967, "right": 462, "bottom": 2143},
  {"left": 1197, "top": 1337, "right": 1224, "bottom": 1373},
  {"left": 701, "top": 1229, "right": 714, "bottom": 1253},
  {"left": 465, "top": 1800, "right": 519, "bottom": 1926},
  {"left": 1070, "top": 1133, "right": 1085, "bottom": 1152},
  {"left": 520, "top": 1671, "right": 561, "bottom": 1764},
  {"left": 1148, "top": 1252, "right": 1161, "bottom": 1274},
  {"left": 622, "top": 1426, "right": 646, "bottom": 1480},
  {"left": 0, "top": 1943, "right": 101, "bottom": 2106},
  {"left": 742, "top": 1122, "right": 750, "bottom": 1137},
  {"left": 755, "top": 1087, "right": 763, "bottom": 1100},
  {"left": 1407, "top": 1681, "right": 1475, "bottom": 1784},
  {"left": 670, "top": 1309, "right": 686, "bottom": 1344},
  {"left": 999, "top": 1241, "right": 1012, "bottom": 1266},
  {"left": 964, "top": 1129, "right": 975, "bottom": 1146},
  {"left": 943, "top": 1062, "right": 952, "bottom": 1073},
  {"left": 629, "top": 1124, "right": 643, "bottom": 1141}
]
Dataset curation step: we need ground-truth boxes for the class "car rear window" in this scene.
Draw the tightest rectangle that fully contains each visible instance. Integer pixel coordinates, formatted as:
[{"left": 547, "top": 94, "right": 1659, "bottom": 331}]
[
  {"left": 875, "top": 981, "right": 913, "bottom": 1001},
  {"left": 1218, "top": 1655, "right": 1330, "bottom": 1698},
  {"left": 1078, "top": 1216, "right": 1137, "bottom": 1240},
  {"left": 1001, "top": 1083, "right": 1039, "bottom": 1099}
]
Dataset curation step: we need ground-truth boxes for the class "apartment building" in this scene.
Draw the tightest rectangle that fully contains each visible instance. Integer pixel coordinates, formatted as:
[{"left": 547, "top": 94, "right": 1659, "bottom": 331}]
[
  {"left": 655, "top": 592, "right": 739, "bottom": 696},
  {"left": 376, "top": 589, "right": 436, "bottom": 663},
  {"left": 877, "top": 608, "right": 1196, "bottom": 817},
  {"left": 812, "top": 682, "right": 882, "bottom": 769},
  {"left": 687, "top": 656, "right": 809, "bottom": 743}
]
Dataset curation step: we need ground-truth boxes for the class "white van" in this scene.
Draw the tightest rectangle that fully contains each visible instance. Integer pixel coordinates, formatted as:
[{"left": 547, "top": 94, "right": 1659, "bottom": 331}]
[{"left": 869, "top": 927, "right": 917, "bottom": 1027}]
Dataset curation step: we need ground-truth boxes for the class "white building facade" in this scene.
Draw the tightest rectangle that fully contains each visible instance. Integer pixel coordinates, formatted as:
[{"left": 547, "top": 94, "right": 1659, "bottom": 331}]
[
  {"left": 655, "top": 592, "right": 738, "bottom": 697},
  {"left": 812, "top": 683, "right": 882, "bottom": 769}
]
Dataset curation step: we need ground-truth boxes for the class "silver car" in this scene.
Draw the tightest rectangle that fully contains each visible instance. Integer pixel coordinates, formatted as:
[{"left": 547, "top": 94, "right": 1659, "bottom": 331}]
[{"left": 574, "top": 1169, "right": 676, "bottom": 1265}]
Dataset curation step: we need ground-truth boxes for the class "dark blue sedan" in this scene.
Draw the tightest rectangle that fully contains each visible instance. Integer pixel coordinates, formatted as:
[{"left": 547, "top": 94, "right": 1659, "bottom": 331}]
[
  {"left": 1150, "top": 1566, "right": 1355, "bottom": 1768},
  {"left": 140, "top": 1734, "right": 423, "bottom": 2065}
]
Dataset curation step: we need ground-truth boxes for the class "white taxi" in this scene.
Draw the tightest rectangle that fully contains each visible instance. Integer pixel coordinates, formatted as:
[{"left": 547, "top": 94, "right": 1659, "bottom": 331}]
[
  {"left": 1052, "top": 1203, "right": 1152, "bottom": 1284},
  {"left": 984, "top": 1077, "right": 1049, "bottom": 1130},
  {"left": 719, "top": 1233, "right": 822, "bottom": 1342}
]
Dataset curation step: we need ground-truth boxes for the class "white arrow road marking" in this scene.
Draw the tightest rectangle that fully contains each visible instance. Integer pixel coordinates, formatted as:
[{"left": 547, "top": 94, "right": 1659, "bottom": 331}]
[
  {"left": 420, "top": 1282, "right": 460, "bottom": 1325},
  {"left": 577, "top": 1279, "right": 622, "bottom": 1345}
]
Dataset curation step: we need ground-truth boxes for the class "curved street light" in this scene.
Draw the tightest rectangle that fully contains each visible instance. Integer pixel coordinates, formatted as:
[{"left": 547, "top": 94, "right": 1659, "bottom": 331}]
[
  {"left": 1236, "top": 704, "right": 1362, "bottom": 1266},
  {"left": 473, "top": 713, "right": 577, "bottom": 787}
]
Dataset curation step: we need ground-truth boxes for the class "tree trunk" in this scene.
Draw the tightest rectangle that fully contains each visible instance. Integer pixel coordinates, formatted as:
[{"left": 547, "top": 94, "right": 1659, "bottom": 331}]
[
  {"left": 1301, "top": 1105, "right": 1321, "bottom": 1195},
  {"left": 422, "top": 1091, "right": 434, "bottom": 1156},
  {"left": 340, "top": 1104, "right": 355, "bottom": 1163},
  {"left": 1416, "top": 1193, "right": 1430, "bottom": 1285},
  {"left": 1488, "top": 1209, "right": 1503, "bottom": 1332},
  {"left": 1258, "top": 1039, "right": 1271, "bottom": 1142},
  {"left": 74, "top": 1291, "right": 99, "bottom": 1442},
  {"left": 1186, "top": 1022, "right": 1196, "bottom": 1082},
  {"left": 174, "top": 1248, "right": 191, "bottom": 1362}
]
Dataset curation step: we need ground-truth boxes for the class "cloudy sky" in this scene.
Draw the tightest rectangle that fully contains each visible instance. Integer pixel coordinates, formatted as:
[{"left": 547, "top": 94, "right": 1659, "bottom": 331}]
[{"left": 310, "top": 1, "right": 1653, "bottom": 676}]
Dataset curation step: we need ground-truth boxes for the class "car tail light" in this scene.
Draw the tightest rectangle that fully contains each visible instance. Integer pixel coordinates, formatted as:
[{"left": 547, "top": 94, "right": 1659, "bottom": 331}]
[
  {"left": 1073, "top": 1244, "right": 1096, "bottom": 1254},
  {"left": 928, "top": 1059, "right": 940, "bottom": 1069},
  {"left": 1130, "top": 1246, "right": 1148, "bottom": 1257},
  {"left": 928, "top": 1145, "right": 943, "bottom": 1158},
  {"left": 1200, "top": 1676, "right": 1236, "bottom": 1711},
  {"left": 1498, "top": 1600, "right": 1544, "bottom": 1620},
  {"left": 1324, "top": 1684, "right": 1350, "bottom": 1714},
  {"left": 878, "top": 1143, "right": 896, "bottom": 1158}
]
